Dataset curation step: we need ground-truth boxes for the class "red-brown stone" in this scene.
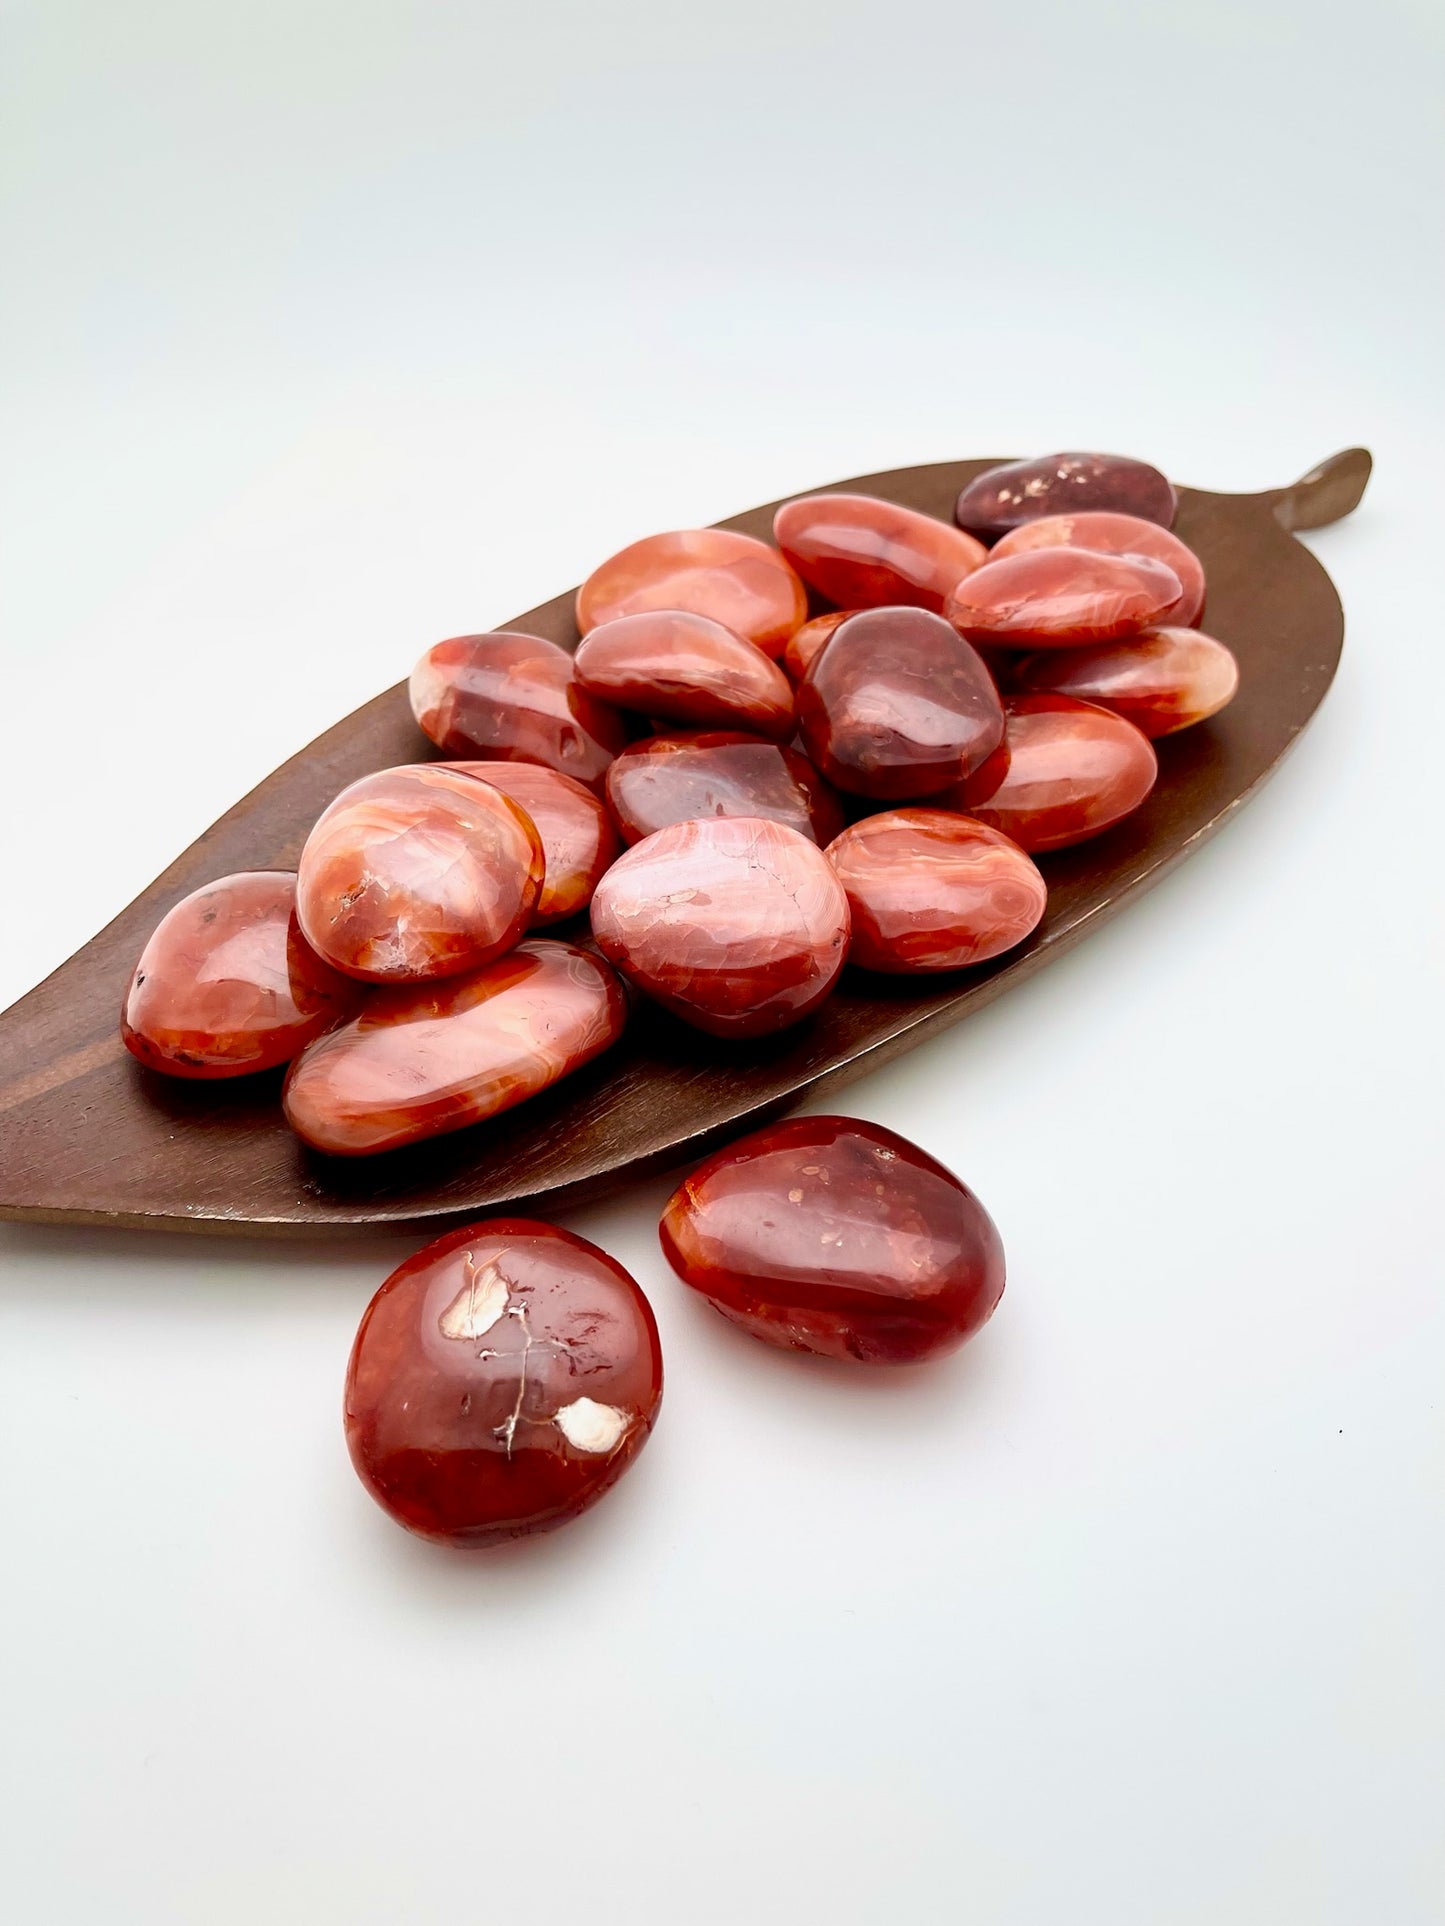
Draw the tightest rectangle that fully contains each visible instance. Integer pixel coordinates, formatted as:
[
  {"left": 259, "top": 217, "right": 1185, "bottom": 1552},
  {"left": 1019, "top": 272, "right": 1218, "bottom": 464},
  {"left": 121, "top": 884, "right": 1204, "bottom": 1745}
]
[
  {"left": 589, "top": 816, "right": 849, "bottom": 1038},
  {"left": 783, "top": 609, "right": 856, "bottom": 683},
  {"left": 949, "top": 694, "right": 1158, "bottom": 851},
  {"left": 576, "top": 528, "right": 806, "bottom": 658},
  {"left": 122, "top": 871, "right": 361, "bottom": 1079},
  {"left": 660, "top": 1116, "right": 1005, "bottom": 1364},
  {"left": 1011, "top": 627, "right": 1240, "bottom": 737},
  {"left": 283, "top": 938, "right": 626, "bottom": 1155},
  {"left": 826, "top": 809, "right": 1046, "bottom": 973},
  {"left": 773, "top": 494, "right": 988, "bottom": 614},
  {"left": 573, "top": 610, "right": 795, "bottom": 740},
  {"left": 345, "top": 1219, "right": 663, "bottom": 1546},
  {"left": 954, "top": 452, "right": 1177, "bottom": 539},
  {"left": 443, "top": 761, "right": 619, "bottom": 922},
  {"left": 604, "top": 733, "right": 844, "bottom": 847},
  {"left": 944, "top": 548, "right": 1184, "bottom": 648}
]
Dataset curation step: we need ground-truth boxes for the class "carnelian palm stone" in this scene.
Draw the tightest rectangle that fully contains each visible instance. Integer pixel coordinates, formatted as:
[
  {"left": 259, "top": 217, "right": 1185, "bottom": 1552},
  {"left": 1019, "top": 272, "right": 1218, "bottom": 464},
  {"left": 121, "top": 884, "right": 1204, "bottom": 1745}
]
[
  {"left": 660, "top": 1116, "right": 1006, "bottom": 1364},
  {"left": 576, "top": 528, "right": 806, "bottom": 657},
  {"left": 346, "top": 1219, "right": 663, "bottom": 1546}
]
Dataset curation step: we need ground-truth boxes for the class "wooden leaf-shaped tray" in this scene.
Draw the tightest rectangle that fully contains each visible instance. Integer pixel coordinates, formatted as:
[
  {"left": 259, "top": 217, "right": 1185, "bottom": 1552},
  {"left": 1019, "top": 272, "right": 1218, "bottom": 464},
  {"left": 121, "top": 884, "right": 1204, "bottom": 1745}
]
[{"left": 0, "top": 449, "right": 1370, "bottom": 1238}]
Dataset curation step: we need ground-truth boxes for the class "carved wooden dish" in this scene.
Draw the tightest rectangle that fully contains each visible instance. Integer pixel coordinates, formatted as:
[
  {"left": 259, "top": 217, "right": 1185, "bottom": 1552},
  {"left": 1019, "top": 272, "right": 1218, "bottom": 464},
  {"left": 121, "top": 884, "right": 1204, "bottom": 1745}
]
[{"left": 0, "top": 449, "right": 1371, "bottom": 1237}]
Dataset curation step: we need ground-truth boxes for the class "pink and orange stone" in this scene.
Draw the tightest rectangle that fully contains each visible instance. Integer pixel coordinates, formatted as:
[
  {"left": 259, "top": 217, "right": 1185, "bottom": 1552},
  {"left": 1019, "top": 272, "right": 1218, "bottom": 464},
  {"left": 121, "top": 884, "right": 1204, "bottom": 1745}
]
[
  {"left": 589, "top": 815, "right": 850, "bottom": 1038},
  {"left": 283, "top": 938, "right": 626, "bottom": 1155},
  {"left": 773, "top": 493, "right": 988, "bottom": 613},
  {"left": 346, "top": 1219, "right": 663, "bottom": 1546},
  {"left": 576, "top": 528, "right": 806, "bottom": 658},
  {"left": 660, "top": 1116, "right": 1006, "bottom": 1364},
  {"left": 945, "top": 548, "right": 1185, "bottom": 648},
  {"left": 1011, "top": 627, "right": 1240, "bottom": 737},
  {"left": 604, "top": 732, "right": 844, "bottom": 847},
  {"left": 442, "top": 761, "right": 619, "bottom": 922},
  {"left": 949, "top": 694, "right": 1159, "bottom": 852},
  {"left": 990, "top": 510, "right": 1207, "bottom": 628},
  {"left": 573, "top": 610, "right": 795, "bottom": 740},
  {"left": 122, "top": 871, "right": 361, "bottom": 1078}
]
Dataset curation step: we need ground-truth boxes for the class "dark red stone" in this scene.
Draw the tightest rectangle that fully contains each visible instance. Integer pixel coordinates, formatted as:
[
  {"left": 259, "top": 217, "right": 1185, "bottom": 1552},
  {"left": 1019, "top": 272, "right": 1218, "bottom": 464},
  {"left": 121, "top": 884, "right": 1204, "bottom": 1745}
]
[
  {"left": 573, "top": 610, "right": 795, "bottom": 739},
  {"left": 589, "top": 816, "right": 850, "bottom": 1038},
  {"left": 944, "top": 548, "right": 1183, "bottom": 649},
  {"left": 410, "top": 633, "right": 629, "bottom": 791},
  {"left": 122, "top": 871, "right": 361, "bottom": 1078},
  {"left": 774, "top": 493, "right": 988, "bottom": 613},
  {"left": 955, "top": 452, "right": 1177, "bottom": 539},
  {"left": 660, "top": 1116, "right": 1005, "bottom": 1364},
  {"left": 796, "top": 606, "right": 1004, "bottom": 799},
  {"left": 604, "top": 732, "right": 844, "bottom": 847},
  {"left": 948, "top": 694, "right": 1158, "bottom": 851},
  {"left": 826, "top": 809, "right": 1046, "bottom": 973},
  {"left": 345, "top": 1219, "right": 663, "bottom": 1546},
  {"left": 990, "top": 510, "right": 1206, "bottom": 627}
]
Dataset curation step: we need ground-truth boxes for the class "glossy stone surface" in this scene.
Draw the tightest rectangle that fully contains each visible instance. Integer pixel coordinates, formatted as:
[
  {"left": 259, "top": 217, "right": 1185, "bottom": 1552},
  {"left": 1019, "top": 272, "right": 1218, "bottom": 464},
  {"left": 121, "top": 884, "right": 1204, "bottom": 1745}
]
[
  {"left": 1012, "top": 627, "right": 1240, "bottom": 738},
  {"left": 573, "top": 610, "right": 795, "bottom": 740},
  {"left": 944, "top": 548, "right": 1184, "bottom": 648},
  {"left": 345, "top": 1219, "right": 663, "bottom": 1546},
  {"left": 660, "top": 1116, "right": 1005, "bottom": 1364},
  {"left": 576, "top": 528, "right": 806, "bottom": 657},
  {"left": 443, "top": 761, "right": 619, "bottom": 922},
  {"left": 604, "top": 732, "right": 844, "bottom": 847},
  {"left": 589, "top": 816, "right": 849, "bottom": 1038},
  {"left": 122, "top": 871, "right": 361, "bottom": 1079},
  {"left": 826, "top": 809, "right": 1046, "bottom": 973},
  {"left": 410, "top": 633, "right": 629, "bottom": 791},
  {"left": 950, "top": 695, "right": 1158, "bottom": 852},
  {"left": 991, "top": 510, "right": 1206, "bottom": 627},
  {"left": 296, "top": 764, "right": 543, "bottom": 983},
  {"left": 283, "top": 939, "right": 626, "bottom": 1155},
  {"left": 773, "top": 493, "right": 988, "bottom": 614},
  {"left": 796, "top": 607, "right": 1004, "bottom": 799},
  {"left": 783, "top": 609, "right": 856, "bottom": 683},
  {"left": 955, "top": 452, "right": 1177, "bottom": 538}
]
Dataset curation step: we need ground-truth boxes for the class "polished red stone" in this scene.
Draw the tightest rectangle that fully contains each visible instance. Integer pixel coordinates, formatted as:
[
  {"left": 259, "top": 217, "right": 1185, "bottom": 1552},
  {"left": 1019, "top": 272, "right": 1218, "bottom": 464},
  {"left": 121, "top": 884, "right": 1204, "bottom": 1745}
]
[
  {"left": 954, "top": 452, "right": 1177, "bottom": 539},
  {"left": 410, "top": 633, "right": 629, "bottom": 791},
  {"left": 442, "top": 761, "right": 619, "bottom": 922},
  {"left": 944, "top": 547, "right": 1184, "bottom": 648},
  {"left": 573, "top": 610, "right": 795, "bottom": 740},
  {"left": 796, "top": 606, "right": 1004, "bottom": 799},
  {"left": 345, "top": 1219, "right": 663, "bottom": 1546},
  {"left": 604, "top": 732, "right": 844, "bottom": 847},
  {"left": 1012, "top": 627, "right": 1239, "bottom": 738},
  {"left": 576, "top": 528, "right": 806, "bottom": 657},
  {"left": 296, "top": 764, "right": 543, "bottom": 983},
  {"left": 122, "top": 871, "right": 361, "bottom": 1078},
  {"left": 991, "top": 510, "right": 1206, "bottom": 626},
  {"left": 949, "top": 694, "right": 1158, "bottom": 851},
  {"left": 660, "top": 1116, "right": 1005, "bottom": 1364},
  {"left": 773, "top": 494, "right": 988, "bottom": 614},
  {"left": 283, "top": 938, "right": 626, "bottom": 1155},
  {"left": 826, "top": 809, "right": 1046, "bottom": 973},
  {"left": 589, "top": 816, "right": 849, "bottom": 1037},
  {"left": 783, "top": 609, "right": 856, "bottom": 683}
]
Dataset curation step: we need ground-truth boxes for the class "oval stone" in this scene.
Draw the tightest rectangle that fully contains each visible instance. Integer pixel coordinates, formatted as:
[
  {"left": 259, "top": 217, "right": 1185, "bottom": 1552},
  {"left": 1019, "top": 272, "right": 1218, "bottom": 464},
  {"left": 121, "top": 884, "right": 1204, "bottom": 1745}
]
[
  {"left": 991, "top": 510, "right": 1206, "bottom": 626},
  {"left": 949, "top": 694, "right": 1158, "bottom": 851},
  {"left": 773, "top": 494, "right": 988, "bottom": 613},
  {"left": 604, "top": 733, "right": 844, "bottom": 847},
  {"left": 796, "top": 606, "right": 1004, "bottom": 799},
  {"left": 296, "top": 764, "right": 544, "bottom": 983},
  {"left": 589, "top": 816, "right": 850, "bottom": 1038},
  {"left": 122, "top": 871, "right": 361, "bottom": 1078},
  {"left": 442, "top": 761, "right": 619, "bottom": 922},
  {"left": 283, "top": 938, "right": 626, "bottom": 1155},
  {"left": 576, "top": 528, "right": 806, "bottom": 657},
  {"left": 783, "top": 609, "right": 856, "bottom": 683},
  {"left": 573, "top": 610, "right": 795, "bottom": 740},
  {"left": 660, "top": 1116, "right": 1006, "bottom": 1364},
  {"left": 826, "top": 809, "right": 1046, "bottom": 973},
  {"left": 345, "top": 1219, "right": 663, "bottom": 1546},
  {"left": 410, "top": 633, "right": 629, "bottom": 791},
  {"left": 954, "top": 452, "right": 1177, "bottom": 538},
  {"left": 944, "top": 548, "right": 1184, "bottom": 648},
  {"left": 1012, "top": 628, "right": 1240, "bottom": 738}
]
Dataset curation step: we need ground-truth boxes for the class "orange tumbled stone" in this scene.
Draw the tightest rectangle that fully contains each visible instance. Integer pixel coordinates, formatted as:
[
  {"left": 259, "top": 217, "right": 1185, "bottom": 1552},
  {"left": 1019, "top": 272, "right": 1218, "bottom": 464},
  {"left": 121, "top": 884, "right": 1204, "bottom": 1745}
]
[
  {"left": 945, "top": 547, "right": 1184, "bottom": 649},
  {"left": 345, "top": 1219, "right": 663, "bottom": 1546},
  {"left": 122, "top": 871, "right": 361, "bottom": 1078},
  {"left": 410, "top": 633, "right": 628, "bottom": 791},
  {"left": 296, "top": 764, "right": 543, "bottom": 984},
  {"left": 604, "top": 732, "right": 844, "bottom": 847},
  {"left": 991, "top": 510, "right": 1206, "bottom": 627},
  {"left": 574, "top": 610, "right": 795, "bottom": 740},
  {"left": 442, "top": 761, "right": 619, "bottom": 922},
  {"left": 783, "top": 609, "right": 857, "bottom": 683},
  {"left": 576, "top": 529, "right": 806, "bottom": 658},
  {"left": 283, "top": 938, "right": 626, "bottom": 1155},
  {"left": 774, "top": 493, "right": 987, "bottom": 614},
  {"left": 1011, "top": 627, "right": 1240, "bottom": 737},
  {"left": 949, "top": 694, "right": 1158, "bottom": 851},
  {"left": 659, "top": 1116, "right": 1005, "bottom": 1364},
  {"left": 826, "top": 809, "right": 1046, "bottom": 973}
]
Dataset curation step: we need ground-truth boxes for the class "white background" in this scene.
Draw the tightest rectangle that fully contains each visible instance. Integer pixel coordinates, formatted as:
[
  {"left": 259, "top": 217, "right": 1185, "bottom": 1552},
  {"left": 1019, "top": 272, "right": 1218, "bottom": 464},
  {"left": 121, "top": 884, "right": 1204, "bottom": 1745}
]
[{"left": 2, "top": 3, "right": 1442, "bottom": 1921}]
